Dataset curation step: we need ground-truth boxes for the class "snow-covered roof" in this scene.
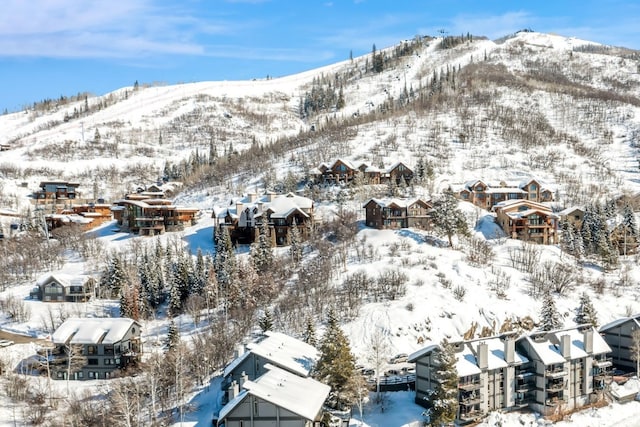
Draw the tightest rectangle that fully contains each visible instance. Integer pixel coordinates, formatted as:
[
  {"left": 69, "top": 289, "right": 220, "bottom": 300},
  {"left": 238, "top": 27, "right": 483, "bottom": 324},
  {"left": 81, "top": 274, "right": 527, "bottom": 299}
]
[
  {"left": 52, "top": 318, "right": 139, "bottom": 345},
  {"left": 523, "top": 327, "right": 610, "bottom": 364},
  {"left": 468, "top": 337, "right": 528, "bottom": 369},
  {"left": 407, "top": 344, "right": 438, "bottom": 363},
  {"left": 523, "top": 335, "right": 566, "bottom": 365},
  {"left": 36, "top": 274, "right": 91, "bottom": 288},
  {"left": 558, "top": 206, "right": 584, "bottom": 216},
  {"left": 456, "top": 345, "right": 482, "bottom": 376},
  {"left": 363, "top": 197, "right": 430, "bottom": 209},
  {"left": 219, "top": 364, "right": 330, "bottom": 422},
  {"left": 600, "top": 315, "right": 640, "bottom": 333},
  {"left": 224, "top": 331, "right": 319, "bottom": 378},
  {"left": 223, "top": 350, "right": 251, "bottom": 378},
  {"left": 248, "top": 331, "right": 319, "bottom": 377}
]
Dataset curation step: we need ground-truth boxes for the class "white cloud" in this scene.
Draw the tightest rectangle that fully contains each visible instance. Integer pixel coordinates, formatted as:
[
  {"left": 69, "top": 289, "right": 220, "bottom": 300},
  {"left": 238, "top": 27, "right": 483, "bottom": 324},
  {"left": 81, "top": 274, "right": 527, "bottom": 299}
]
[{"left": 0, "top": 0, "right": 220, "bottom": 58}]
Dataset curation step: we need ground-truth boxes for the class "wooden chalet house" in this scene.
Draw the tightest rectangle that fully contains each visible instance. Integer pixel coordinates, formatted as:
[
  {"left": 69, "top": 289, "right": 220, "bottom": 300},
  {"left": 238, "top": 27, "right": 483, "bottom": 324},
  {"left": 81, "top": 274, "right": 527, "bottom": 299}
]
[
  {"left": 311, "top": 159, "right": 414, "bottom": 186},
  {"left": 363, "top": 198, "right": 432, "bottom": 230},
  {"left": 213, "top": 192, "right": 314, "bottom": 246},
  {"left": 111, "top": 196, "right": 199, "bottom": 236},
  {"left": 30, "top": 274, "right": 95, "bottom": 302},
  {"left": 458, "top": 178, "right": 553, "bottom": 210},
  {"left": 33, "top": 181, "right": 81, "bottom": 201},
  {"left": 558, "top": 206, "right": 585, "bottom": 229},
  {"left": 48, "top": 318, "right": 142, "bottom": 380},
  {"left": 217, "top": 364, "right": 329, "bottom": 427},
  {"left": 494, "top": 199, "right": 559, "bottom": 244}
]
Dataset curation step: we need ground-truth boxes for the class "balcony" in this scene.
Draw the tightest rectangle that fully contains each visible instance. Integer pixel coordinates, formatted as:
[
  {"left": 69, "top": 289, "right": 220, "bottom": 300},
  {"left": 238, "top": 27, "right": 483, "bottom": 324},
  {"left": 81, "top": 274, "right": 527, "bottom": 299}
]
[
  {"left": 593, "top": 358, "right": 612, "bottom": 368},
  {"left": 546, "top": 368, "right": 568, "bottom": 379},
  {"left": 546, "top": 381, "right": 565, "bottom": 392},
  {"left": 460, "top": 393, "right": 482, "bottom": 406},
  {"left": 459, "top": 380, "right": 482, "bottom": 391},
  {"left": 459, "top": 410, "right": 484, "bottom": 421}
]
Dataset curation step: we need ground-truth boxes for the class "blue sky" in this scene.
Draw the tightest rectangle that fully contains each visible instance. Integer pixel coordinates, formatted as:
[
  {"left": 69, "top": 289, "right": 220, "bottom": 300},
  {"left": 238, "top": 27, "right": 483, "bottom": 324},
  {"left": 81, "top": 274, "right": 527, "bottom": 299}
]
[{"left": 1, "top": 0, "right": 639, "bottom": 112}]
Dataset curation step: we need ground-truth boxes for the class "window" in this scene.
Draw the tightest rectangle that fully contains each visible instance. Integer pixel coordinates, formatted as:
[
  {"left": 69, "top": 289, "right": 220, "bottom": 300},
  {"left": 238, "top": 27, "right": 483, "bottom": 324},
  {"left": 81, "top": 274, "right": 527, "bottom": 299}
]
[
  {"left": 104, "top": 345, "right": 114, "bottom": 355},
  {"left": 57, "top": 371, "right": 64, "bottom": 379},
  {"left": 88, "top": 372, "right": 95, "bottom": 379},
  {"left": 88, "top": 358, "right": 99, "bottom": 366},
  {"left": 104, "top": 359, "right": 114, "bottom": 365},
  {"left": 87, "top": 345, "right": 97, "bottom": 355},
  {"left": 77, "top": 371, "right": 83, "bottom": 379}
]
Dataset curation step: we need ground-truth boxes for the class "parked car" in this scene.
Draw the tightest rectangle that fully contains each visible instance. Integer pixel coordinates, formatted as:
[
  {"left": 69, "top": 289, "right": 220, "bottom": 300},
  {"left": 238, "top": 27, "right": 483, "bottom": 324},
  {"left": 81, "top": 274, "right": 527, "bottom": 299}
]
[{"left": 389, "top": 353, "right": 408, "bottom": 364}]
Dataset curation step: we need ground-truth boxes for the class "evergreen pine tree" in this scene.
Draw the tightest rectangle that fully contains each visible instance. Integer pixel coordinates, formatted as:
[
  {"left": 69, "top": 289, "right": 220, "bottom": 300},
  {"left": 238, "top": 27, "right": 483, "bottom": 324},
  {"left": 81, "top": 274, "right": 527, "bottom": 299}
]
[
  {"left": 192, "top": 249, "right": 206, "bottom": 295},
  {"left": 166, "top": 319, "right": 180, "bottom": 351},
  {"left": 539, "top": 292, "right": 563, "bottom": 331},
  {"left": 574, "top": 292, "right": 599, "bottom": 327},
  {"left": 258, "top": 310, "right": 274, "bottom": 333},
  {"left": 427, "top": 339, "right": 459, "bottom": 426},
  {"left": 303, "top": 316, "right": 318, "bottom": 347},
  {"left": 289, "top": 218, "right": 302, "bottom": 265},
  {"left": 431, "top": 188, "right": 470, "bottom": 247},
  {"left": 251, "top": 220, "right": 273, "bottom": 273},
  {"left": 314, "top": 309, "right": 359, "bottom": 410}
]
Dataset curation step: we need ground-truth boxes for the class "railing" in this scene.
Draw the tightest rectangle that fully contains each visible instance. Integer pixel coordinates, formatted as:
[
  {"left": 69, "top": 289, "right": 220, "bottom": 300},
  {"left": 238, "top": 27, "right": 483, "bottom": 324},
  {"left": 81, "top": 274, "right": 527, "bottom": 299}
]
[
  {"left": 545, "top": 367, "right": 568, "bottom": 378},
  {"left": 459, "top": 410, "right": 484, "bottom": 421},
  {"left": 593, "top": 358, "right": 613, "bottom": 368},
  {"left": 459, "top": 380, "right": 483, "bottom": 391}
]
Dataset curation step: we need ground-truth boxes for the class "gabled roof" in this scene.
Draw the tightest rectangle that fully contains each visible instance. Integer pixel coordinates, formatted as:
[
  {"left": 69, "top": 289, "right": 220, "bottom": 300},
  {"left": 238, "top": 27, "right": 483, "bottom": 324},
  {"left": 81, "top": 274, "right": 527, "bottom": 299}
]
[
  {"left": 223, "top": 331, "right": 319, "bottom": 378},
  {"left": 362, "top": 197, "right": 431, "bottom": 209},
  {"left": 52, "top": 318, "right": 139, "bottom": 345},
  {"left": 219, "top": 364, "right": 330, "bottom": 422},
  {"left": 467, "top": 337, "right": 528, "bottom": 369},
  {"left": 600, "top": 315, "right": 640, "bottom": 333},
  {"left": 558, "top": 206, "right": 584, "bottom": 217},
  {"left": 521, "top": 326, "right": 611, "bottom": 364},
  {"left": 330, "top": 158, "right": 357, "bottom": 171},
  {"left": 407, "top": 344, "right": 438, "bottom": 363},
  {"left": 36, "top": 274, "right": 91, "bottom": 288},
  {"left": 385, "top": 161, "right": 412, "bottom": 173}
]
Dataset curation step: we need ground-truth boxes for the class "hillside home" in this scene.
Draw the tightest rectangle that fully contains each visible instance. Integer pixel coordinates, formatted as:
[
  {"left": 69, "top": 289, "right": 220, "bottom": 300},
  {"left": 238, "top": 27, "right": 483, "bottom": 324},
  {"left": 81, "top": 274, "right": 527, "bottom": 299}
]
[
  {"left": 48, "top": 318, "right": 142, "bottom": 380},
  {"left": 558, "top": 206, "right": 585, "bottom": 230},
  {"left": 66, "top": 203, "right": 113, "bottom": 228},
  {"left": 600, "top": 315, "right": 640, "bottom": 372},
  {"left": 516, "top": 326, "right": 611, "bottom": 415},
  {"left": 222, "top": 331, "right": 319, "bottom": 402},
  {"left": 218, "top": 364, "right": 330, "bottom": 427},
  {"left": 44, "top": 213, "right": 95, "bottom": 234},
  {"left": 409, "top": 326, "right": 611, "bottom": 423},
  {"left": 362, "top": 198, "right": 432, "bottom": 230},
  {"left": 30, "top": 274, "right": 95, "bottom": 302},
  {"left": 213, "top": 192, "right": 314, "bottom": 246},
  {"left": 311, "top": 159, "right": 413, "bottom": 186},
  {"left": 457, "top": 178, "right": 553, "bottom": 210},
  {"left": 111, "top": 196, "right": 199, "bottom": 236},
  {"left": 408, "top": 333, "right": 529, "bottom": 424},
  {"left": 493, "top": 199, "right": 559, "bottom": 244},
  {"left": 33, "top": 181, "right": 81, "bottom": 201}
]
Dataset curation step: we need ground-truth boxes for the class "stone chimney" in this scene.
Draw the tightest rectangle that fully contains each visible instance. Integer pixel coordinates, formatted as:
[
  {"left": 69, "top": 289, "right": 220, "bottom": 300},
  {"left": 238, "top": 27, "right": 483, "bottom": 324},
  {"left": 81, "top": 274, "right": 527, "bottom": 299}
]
[
  {"left": 477, "top": 342, "right": 489, "bottom": 370},
  {"left": 248, "top": 193, "right": 257, "bottom": 203},
  {"left": 228, "top": 381, "right": 239, "bottom": 400},
  {"left": 504, "top": 336, "right": 515, "bottom": 364},
  {"left": 560, "top": 334, "right": 571, "bottom": 359},
  {"left": 239, "top": 371, "right": 248, "bottom": 390},
  {"left": 583, "top": 328, "right": 594, "bottom": 354}
]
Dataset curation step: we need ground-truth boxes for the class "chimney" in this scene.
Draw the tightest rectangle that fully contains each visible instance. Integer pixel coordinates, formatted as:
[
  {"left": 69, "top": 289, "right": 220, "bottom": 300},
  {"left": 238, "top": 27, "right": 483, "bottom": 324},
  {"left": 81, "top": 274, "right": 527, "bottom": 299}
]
[
  {"left": 228, "top": 381, "right": 239, "bottom": 400},
  {"left": 249, "top": 193, "right": 257, "bottom": 203},
  {"left": 234, "top": 343, "right": 245, "bottom": 359},
  {"left": 239, "top": 371, "right": 248, "bottom": 390},
  {"left": 477, "top": 342, "right": 488, "bottom": 370},
  {"left": 583, "top": 328, "right": 594, "bottom": 354},
  {"left": 560, "top": 334, "right": 571, "bottom": 359},
  {"left": 235, "top": 200, "right": 243, "bottom": 215},
  {"left": 504, "top": 336, "right": 515, "bottom": 364}
]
